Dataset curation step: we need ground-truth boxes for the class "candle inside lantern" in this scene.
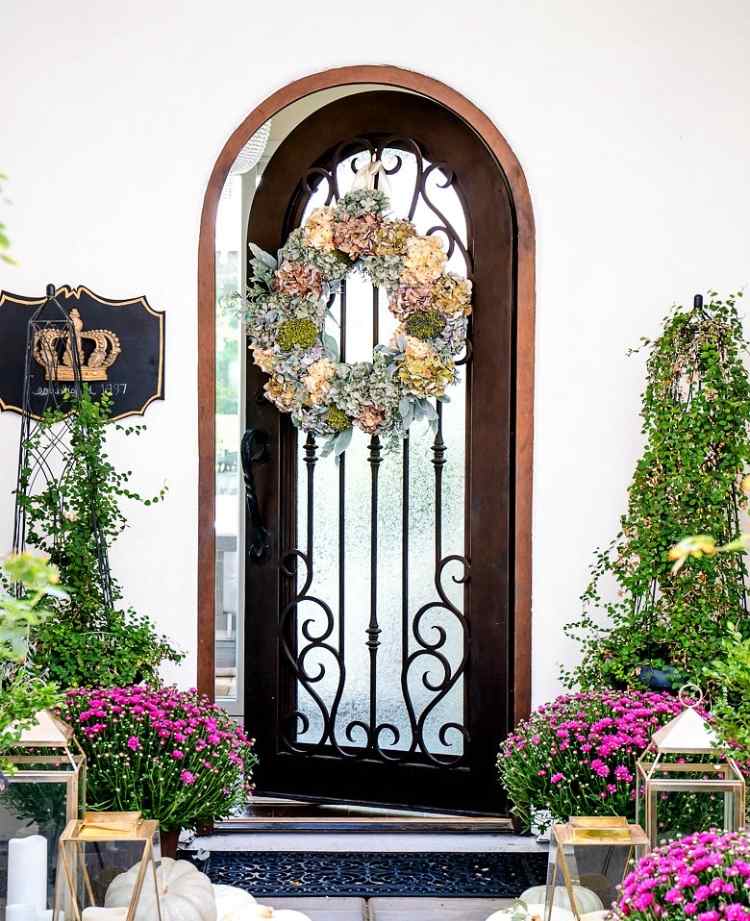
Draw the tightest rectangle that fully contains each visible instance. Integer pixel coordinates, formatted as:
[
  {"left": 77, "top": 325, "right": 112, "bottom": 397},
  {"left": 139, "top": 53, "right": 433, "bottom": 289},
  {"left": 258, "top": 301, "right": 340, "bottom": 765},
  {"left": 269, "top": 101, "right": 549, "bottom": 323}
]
[
  {"left": 7, "top": 836, "right": 47, "bottom": 914},
  {"left": 5, "top": 906, "right": 36, "bottom": 921}
]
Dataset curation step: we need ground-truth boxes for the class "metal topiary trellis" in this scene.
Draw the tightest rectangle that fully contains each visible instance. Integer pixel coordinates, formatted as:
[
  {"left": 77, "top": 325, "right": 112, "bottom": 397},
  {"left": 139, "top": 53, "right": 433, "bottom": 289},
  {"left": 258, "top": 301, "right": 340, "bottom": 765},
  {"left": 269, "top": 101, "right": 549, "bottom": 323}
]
[{"left": 12, "top": 284, "right": 113, "bottom": 608}]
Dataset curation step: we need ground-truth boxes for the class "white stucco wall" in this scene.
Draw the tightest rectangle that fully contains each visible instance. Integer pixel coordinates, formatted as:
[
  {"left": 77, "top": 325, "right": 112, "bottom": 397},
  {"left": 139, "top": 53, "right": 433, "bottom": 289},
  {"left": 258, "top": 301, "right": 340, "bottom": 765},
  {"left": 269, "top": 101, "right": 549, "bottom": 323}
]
[{"left": 2, "top": 0, "right": 749, "bottom": 707}]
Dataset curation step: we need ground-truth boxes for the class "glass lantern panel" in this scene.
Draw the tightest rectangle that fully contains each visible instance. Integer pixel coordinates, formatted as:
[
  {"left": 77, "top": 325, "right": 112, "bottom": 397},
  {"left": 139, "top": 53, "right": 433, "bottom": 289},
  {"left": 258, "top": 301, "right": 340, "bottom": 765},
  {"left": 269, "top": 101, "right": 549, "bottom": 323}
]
[
  {"left": 55, "top": 834, "right": 160, "bottom": 919},
  {"left": 0, "top": 778, "right": 71, "bottom": 918},
  {"left": 546, "top": 826, "right": 647, "bottom": 920}
]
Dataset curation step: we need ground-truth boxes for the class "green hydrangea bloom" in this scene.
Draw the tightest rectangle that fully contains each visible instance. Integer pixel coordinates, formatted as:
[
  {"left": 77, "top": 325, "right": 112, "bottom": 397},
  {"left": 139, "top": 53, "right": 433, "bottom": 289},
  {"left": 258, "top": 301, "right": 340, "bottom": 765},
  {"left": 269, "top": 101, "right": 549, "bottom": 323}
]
[
  {"left": 404, "top": 309, "right": 446, "bottom": 340},
  {"left": 325, "top": 406, "right": 351, "bottom": 432},
  {"left": 277, "top": 317, "right": 319, "bottom": 351}
]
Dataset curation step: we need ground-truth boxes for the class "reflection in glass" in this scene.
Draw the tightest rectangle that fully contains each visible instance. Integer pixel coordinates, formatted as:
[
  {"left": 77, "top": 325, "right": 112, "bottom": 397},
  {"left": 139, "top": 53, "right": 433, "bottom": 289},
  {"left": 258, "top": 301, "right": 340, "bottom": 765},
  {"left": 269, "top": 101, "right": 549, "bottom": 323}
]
[{"left": 215, "top": 174, "right": 243, "bottom": 705}]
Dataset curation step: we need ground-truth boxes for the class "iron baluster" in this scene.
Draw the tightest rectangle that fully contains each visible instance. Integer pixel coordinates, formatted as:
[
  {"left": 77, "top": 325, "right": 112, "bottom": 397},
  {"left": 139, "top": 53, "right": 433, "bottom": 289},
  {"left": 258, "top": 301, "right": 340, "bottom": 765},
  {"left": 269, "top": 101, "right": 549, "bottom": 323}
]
[
  {"left": 366, "top": 434, "right": 383, "bottom": 748},
  {"left": 399, "top": 433, "right": 419, "bottom": 756},
  {"left": 240, "top": 428, "right": 271, "bottom": 564},
  {"left": 432, "top": 402, "right": 446, "bottom": 565}
]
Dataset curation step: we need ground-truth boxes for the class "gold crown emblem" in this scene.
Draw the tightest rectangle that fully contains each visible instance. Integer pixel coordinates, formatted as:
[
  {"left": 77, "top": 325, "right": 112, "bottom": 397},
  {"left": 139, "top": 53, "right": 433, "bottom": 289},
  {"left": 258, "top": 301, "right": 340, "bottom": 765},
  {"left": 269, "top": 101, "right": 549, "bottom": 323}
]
[{"left": 33, "top": 308, "right": 122, "bottom": 382}]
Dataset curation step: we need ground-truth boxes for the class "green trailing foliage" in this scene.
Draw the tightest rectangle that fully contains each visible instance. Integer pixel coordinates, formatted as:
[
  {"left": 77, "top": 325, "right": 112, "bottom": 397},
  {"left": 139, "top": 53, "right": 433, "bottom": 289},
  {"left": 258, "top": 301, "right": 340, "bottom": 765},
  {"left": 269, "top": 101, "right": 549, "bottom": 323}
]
[
  {"left": 0, "top": 554, "right": 64, "bottom": 772},
  {"left": 706, "top": 623, "right": 750, "bottom": 759},
  {"left": 563, "top": 292, "right": 750, "bottom": 693},
  {"left": 18, "top": 388, "right": 183, "bottom": 688}
]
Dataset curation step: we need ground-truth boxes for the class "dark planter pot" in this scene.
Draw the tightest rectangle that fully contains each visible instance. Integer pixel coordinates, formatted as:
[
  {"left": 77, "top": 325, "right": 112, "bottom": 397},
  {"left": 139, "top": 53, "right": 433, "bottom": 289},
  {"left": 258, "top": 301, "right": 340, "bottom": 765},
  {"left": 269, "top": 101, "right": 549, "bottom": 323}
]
[
  {"left": 636, "top": 665, "right": 682, "bottom": 692},
  {"left": 160, "top": 828, "right": 180, "bottom": 859}
]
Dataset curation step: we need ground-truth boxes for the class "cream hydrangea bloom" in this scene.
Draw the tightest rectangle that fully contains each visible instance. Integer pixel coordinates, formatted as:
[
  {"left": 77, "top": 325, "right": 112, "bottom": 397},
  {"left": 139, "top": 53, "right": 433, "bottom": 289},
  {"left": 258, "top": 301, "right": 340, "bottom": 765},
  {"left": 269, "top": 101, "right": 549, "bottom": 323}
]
[
  {"left": 398, "top": 336, "right": 454, "bottom": 398},
  {"left": 264, "top": 375, "right": 298, "bottom": 411},
  {"left": 303, "top": 207, "right": 335, "bottom": 251},
  {"left": 302, "top": 358, "right": 337, "bottom": 405},
  {"left": 251, "top": 347, "right": 277, "bottom": 374},
  {"left": 401, "top": 235, "right": 447, "bottom": 286}
]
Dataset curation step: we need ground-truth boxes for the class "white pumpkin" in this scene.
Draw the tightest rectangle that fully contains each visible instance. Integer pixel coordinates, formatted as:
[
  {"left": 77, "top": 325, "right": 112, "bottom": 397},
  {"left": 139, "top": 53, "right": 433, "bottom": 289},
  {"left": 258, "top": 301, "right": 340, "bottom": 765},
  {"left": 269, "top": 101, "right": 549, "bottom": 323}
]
[
  {"left": 214, "top": 884, "right": 257, "bottom": 920},
  {"left": 486, "top": 903, "right": 575, "bottom": 921},
  {"left": 520, "top": 886, "right": 604, "bottom": 914},
  {"left": 106, "top": 857, "right": 217, "bottom": 921}
]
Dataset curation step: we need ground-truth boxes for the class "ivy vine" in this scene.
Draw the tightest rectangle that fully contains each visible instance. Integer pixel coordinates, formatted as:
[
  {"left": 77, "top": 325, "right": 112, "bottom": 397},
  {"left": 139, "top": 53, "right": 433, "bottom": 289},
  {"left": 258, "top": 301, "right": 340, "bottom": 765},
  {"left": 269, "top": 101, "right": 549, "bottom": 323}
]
[
  {"left": 563, "top": 292, "right": 750, "bottom": 694},
  {"left": 18, "top": 388, "right": 183, "bottom": 687}
]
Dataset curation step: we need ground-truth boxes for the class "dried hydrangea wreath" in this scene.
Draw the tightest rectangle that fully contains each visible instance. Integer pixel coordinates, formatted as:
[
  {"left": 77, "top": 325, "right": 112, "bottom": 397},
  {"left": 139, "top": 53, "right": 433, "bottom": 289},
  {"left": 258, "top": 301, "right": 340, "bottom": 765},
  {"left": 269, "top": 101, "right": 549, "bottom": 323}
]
[{"left": 243, "top": 180, "right": 472, "bottom": 455}]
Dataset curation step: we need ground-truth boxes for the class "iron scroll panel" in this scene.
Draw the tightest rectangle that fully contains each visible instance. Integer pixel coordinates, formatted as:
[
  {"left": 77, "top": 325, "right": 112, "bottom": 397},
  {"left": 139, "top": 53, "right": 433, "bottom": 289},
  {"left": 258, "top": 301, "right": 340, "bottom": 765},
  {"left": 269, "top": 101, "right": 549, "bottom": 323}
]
[{"left": 275, "top": 135, "right": 473, "bottom": 769}]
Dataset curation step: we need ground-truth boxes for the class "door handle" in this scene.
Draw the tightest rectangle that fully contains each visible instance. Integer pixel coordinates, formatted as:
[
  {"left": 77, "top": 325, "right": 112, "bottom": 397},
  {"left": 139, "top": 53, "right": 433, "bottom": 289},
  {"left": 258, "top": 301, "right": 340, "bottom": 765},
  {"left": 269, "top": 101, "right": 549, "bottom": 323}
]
[{"left": 241, "top": 428, "right": 271, "bottom": 564}]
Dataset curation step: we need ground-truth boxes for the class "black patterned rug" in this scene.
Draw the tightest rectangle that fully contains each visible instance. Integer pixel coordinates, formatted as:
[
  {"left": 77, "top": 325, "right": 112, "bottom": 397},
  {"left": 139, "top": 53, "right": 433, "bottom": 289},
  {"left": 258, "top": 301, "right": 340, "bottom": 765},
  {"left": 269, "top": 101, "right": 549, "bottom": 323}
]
[{"left": 180, "top": 850, "right": 547, "bottom": 898}]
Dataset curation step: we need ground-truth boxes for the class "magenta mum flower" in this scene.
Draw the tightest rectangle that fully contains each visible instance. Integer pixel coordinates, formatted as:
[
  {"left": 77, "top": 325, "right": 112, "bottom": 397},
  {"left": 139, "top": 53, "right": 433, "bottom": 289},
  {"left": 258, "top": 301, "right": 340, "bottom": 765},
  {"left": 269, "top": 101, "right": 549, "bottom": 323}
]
[
  {"left": 61, "top": 684, "right": 258, "bottom": 833},
  {"left": 615, "top": 832, "right": 750, "bottom": 921}
]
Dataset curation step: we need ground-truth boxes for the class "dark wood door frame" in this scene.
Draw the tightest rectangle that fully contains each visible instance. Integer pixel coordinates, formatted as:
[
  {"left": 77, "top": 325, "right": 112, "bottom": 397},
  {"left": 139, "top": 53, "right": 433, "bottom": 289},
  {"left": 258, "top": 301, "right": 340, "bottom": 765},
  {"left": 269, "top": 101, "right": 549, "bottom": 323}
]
[{"left": 197, "top": 66, "right": 535, "bottom": 730}]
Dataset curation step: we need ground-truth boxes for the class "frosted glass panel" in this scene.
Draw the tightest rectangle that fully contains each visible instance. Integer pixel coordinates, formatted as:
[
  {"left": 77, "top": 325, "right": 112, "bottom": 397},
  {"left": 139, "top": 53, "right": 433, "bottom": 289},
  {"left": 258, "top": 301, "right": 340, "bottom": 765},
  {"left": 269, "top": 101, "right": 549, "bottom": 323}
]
[{"left": 294, "top": 147, "right": 469, "bottom": 759}]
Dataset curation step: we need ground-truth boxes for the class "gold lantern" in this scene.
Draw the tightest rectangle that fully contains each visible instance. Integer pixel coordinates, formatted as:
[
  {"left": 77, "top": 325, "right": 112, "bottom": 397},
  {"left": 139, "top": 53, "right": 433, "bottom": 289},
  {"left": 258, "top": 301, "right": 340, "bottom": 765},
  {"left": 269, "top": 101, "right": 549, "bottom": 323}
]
[
  {"left": 53, "top": 812, "right": 163, "bottom": 920},
  {"left": 0, "top": 709, "right": 85, "bottom": 918},
  {"left": 544, "top": 817, "right": 650, "bottom": 921},
  {"left": 635, "top": 687, "right": 746, "bottom": 847}
]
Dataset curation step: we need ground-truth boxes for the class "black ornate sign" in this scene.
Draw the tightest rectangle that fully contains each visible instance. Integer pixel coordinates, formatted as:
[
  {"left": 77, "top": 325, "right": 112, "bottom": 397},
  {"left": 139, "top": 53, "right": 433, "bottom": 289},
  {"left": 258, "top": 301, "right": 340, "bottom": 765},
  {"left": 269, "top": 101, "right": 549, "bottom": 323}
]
[{"left": 0, "top": 285, "right": 165, "bottom": 420}]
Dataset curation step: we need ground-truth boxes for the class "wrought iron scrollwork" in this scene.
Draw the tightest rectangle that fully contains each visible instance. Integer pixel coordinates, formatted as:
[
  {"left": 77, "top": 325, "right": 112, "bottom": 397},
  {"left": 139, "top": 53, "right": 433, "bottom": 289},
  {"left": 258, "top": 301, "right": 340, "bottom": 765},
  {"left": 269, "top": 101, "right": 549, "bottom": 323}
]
[{"left": 278, "top": 134, "right": 473, "bottom": 768}]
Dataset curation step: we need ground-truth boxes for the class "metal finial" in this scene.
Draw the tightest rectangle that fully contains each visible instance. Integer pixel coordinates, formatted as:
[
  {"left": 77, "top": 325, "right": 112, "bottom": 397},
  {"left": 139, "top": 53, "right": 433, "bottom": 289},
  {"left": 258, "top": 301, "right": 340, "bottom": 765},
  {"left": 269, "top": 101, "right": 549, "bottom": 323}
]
[
  {"left": 694, "top": 294, "right": 704, "bottom": 309},
  {"left": 45, "top": 283, "right": 55, "bottom": 298},
  {"left": 678, "top": 683, "right": 704, "bottom": 707}
]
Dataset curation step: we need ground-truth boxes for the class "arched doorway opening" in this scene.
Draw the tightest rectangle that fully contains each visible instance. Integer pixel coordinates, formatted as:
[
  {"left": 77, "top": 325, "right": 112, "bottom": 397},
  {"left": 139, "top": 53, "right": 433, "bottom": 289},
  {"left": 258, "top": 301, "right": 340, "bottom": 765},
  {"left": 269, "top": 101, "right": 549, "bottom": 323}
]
[{"left": 197, "top": 66, "right": 535, "bottom": 814}]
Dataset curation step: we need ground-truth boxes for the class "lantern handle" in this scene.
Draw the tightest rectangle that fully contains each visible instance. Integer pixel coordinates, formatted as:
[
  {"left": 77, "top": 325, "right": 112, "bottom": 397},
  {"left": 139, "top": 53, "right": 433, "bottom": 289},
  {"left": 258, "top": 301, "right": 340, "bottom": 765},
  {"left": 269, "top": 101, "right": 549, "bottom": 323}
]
[{"left": 678, "top": 683, "right": 704, "bottom": 708}]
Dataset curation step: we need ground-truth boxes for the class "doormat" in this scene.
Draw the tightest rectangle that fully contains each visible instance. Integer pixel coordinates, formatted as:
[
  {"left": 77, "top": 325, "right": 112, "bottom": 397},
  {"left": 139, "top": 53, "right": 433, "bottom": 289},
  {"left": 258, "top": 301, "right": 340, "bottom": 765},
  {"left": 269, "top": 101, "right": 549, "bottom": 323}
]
[{"left": 179, "top": 850, "right": 548, "bottom": 898}]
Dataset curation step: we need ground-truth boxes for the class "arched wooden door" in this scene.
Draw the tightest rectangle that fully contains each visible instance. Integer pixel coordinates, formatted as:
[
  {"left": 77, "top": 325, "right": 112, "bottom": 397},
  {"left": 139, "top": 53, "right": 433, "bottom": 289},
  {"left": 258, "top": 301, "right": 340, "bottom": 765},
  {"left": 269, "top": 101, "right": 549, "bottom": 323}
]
[{"left": 244, "top": 90, "right": 518, "bottom": 814}]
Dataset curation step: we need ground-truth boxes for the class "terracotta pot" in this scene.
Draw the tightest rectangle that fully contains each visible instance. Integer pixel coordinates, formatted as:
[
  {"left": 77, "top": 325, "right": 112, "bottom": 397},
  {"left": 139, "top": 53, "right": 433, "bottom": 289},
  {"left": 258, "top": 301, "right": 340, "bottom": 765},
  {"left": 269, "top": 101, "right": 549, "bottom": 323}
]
[{"left": 160, "top": 828, "right": 180, "bottom": 859}]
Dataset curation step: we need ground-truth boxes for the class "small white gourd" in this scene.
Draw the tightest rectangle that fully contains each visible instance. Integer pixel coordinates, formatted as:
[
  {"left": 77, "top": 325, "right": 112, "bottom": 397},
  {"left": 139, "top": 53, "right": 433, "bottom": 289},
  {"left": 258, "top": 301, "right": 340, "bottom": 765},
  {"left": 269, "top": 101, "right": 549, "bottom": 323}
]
[
  {"left": 106, "top": 857, "right": 217, "bottom": 921},
  {"left": 520, "top": 886, "right": 604, "bottom": 914}
]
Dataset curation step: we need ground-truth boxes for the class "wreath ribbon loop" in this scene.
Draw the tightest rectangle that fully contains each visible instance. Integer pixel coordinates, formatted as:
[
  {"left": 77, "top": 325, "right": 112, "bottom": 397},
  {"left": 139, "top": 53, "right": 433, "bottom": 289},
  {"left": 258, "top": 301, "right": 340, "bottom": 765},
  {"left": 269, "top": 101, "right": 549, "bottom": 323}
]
[{"left": 351, "top": 157, "right": 393, "bottom": 198}]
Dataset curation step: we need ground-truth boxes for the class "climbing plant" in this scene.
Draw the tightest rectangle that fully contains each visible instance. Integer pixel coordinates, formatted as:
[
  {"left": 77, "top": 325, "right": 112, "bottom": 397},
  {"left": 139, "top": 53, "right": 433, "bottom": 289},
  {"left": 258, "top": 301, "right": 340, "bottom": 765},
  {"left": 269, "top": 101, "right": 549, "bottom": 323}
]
[
  {"left": 18, "top": 388, "right": 183, "bottom": 687},
  {"left": 563, "top": 292, "right": 750, "bottom": 693}
]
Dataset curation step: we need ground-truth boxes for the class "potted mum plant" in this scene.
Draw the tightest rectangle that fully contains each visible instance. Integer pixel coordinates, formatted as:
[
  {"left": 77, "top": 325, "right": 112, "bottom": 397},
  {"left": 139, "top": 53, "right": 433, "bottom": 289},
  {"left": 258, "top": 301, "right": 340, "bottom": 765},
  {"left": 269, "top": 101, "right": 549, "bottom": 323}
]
[
  {"left": 62, "top": 684, "right": 258, "bottom": 856},
  {"left": 498, "top": 689, "right": 727, "bottom": 837}
]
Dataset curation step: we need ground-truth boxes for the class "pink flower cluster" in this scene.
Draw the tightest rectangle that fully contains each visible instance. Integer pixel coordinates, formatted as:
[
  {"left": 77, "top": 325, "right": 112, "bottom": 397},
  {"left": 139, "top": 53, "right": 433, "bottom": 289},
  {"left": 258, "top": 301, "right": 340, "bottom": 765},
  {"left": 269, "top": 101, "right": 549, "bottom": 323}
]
[
  {"left": 498, "top": 690, "right": 696, "bottom": 832},
  {"left": 62, "top": 685, "right": 258, "bottom": 829},
  {"left": 616, "top": 830, "right": 750, "bottom": 921}
]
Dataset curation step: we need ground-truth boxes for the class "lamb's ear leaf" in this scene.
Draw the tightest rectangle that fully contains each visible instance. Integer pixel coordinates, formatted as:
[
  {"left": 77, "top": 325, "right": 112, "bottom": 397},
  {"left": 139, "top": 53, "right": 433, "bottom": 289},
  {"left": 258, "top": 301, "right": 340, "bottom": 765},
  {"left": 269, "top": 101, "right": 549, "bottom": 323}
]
[
  {"left": 323, "top": 333, "right": 339, "bottom": 361},
  {"left": 334, "top": 428, "right": 353, "bottom": 459},
  {"left": 420, "top": 399, "right": 438, "bottom": 420},
  {"left": 248, "top": 243, "right": 278, "bottom": 270}
]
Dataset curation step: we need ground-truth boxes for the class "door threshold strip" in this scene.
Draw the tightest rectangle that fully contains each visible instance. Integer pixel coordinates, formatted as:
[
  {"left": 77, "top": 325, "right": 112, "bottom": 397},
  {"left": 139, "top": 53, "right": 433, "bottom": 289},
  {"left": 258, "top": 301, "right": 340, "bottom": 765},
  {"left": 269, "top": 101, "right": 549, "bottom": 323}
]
[{"left": 216, "top": 815, "right": 514, "bottom": 833}]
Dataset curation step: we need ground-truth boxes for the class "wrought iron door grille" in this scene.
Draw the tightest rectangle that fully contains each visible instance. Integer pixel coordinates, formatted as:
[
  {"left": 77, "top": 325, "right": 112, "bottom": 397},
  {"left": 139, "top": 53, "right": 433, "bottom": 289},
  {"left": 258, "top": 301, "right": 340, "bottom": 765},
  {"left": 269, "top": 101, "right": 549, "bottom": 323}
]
[{"left": 271, "top": 137, "right": 473, "bottom": 770}]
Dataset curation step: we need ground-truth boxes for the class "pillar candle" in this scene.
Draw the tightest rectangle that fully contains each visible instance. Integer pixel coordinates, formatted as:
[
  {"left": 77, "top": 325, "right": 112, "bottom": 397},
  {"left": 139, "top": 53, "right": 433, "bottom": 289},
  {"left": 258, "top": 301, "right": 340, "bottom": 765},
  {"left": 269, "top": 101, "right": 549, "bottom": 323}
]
[
  {"left": 7, "top": 836, "right": 47, "bottom": 913},
  {"left": 6, "top": 906, "right": 36, "bottom": 921},
  {"left": 81, "top": 909, "right": 129, "bottom": 920}
]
